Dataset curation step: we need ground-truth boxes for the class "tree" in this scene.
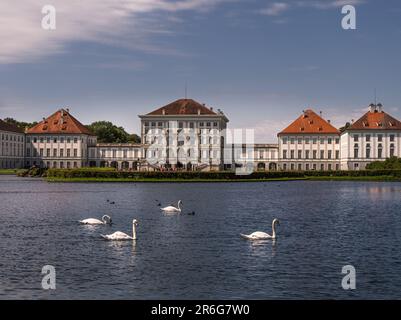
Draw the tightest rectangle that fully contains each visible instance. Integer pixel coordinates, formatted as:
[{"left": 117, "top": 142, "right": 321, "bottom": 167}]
[
  {"left": 366, "top": 157, "right": 401, "bottom": 170},
  {"left": 2, "top": 118, "right": 38, "bottom": 130},
  {"left": 339, "top": 122, "right": 351, "bottom": 133},
  {"left": 87, "top": 121, "right": 140, "bottom": 144}
]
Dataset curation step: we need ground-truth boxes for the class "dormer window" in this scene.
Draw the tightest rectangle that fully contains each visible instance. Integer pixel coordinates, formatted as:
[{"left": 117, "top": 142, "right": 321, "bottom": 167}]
[{"left": 300, "top": 127, "right": 304, "bottom": 131}]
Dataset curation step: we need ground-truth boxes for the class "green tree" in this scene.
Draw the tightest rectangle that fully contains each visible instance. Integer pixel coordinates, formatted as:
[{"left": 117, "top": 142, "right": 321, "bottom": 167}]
[
  {"left": 366, "top": 157, "right": 401, "bottom": 170},
  {"left": 128, "top": 134, "right": 141, "bottom": 143},
  {"left": 2, "top": 118, "right": 38, "bottom": 131},
  {"left": 339, "top": 122, "right": 351, "bottom": 133},
  {"left": 87, "top": 121, "right": 139, "bottom": 143}
]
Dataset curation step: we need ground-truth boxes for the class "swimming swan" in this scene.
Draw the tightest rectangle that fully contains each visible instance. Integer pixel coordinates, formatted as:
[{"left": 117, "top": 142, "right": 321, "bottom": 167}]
[
  {"left": 101, "top": 219, "right": 138, "bottom": 240},
  {"left": 240, "top": 218, "right": 280, "bottom": 240},
  {"left": 79, "top": 215, "right": 112, "bottom": 225},
  {"left": 161, "top": 200, "right": 182, "bottom": 213}
]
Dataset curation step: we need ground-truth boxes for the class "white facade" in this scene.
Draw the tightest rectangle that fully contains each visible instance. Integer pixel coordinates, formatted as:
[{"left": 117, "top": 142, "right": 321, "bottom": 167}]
[
  {"left": 340, "top": 131, "right": 401, "bottom": 170},
  {"left": 0, "top": 129, "right": 25, "bottom": 169},
  {"left": 88, "top": 143, "right": 145, "bottom": 170},
  {"left": 278, "top": 134, "right": 341, "bottom": 171},
  {"left": 25, "top": 134, "right": 97, "bottom": 169},
  {"left": 139, "top": 113, "right": 229, "bottom": 171}
]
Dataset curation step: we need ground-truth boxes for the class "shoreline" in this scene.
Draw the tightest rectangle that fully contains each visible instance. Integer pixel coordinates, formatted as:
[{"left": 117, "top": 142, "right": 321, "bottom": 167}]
[{"left": 44, "top": 176, "right": 401, "bottom": 183}]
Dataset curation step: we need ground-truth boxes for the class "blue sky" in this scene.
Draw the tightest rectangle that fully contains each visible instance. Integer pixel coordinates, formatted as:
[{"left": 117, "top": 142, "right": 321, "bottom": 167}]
[{"left": 1, "top": 0, "right": 401, "bottom": 142}]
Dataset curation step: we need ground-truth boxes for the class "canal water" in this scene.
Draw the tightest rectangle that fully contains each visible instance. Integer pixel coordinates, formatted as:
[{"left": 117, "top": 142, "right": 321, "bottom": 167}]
[{"left": 1, "top": 175, "right": 401, "bottom": 299}]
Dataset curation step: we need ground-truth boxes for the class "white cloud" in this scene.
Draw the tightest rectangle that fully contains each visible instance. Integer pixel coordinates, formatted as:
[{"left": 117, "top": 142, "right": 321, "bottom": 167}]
[
  {"left": 260, "top": 2, "right": 290, "bottom": 16},
  {"left": 0, "top": 0, "right": 228, "bottom": 64},
  {"left": 296, "top": 0, "right": 365, "bottom": 10}
]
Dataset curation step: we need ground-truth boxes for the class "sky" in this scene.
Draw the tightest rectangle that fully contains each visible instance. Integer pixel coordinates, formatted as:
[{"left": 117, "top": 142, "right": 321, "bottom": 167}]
[{"left": 1, "top": 0, "right": 401, "bottom": 142}]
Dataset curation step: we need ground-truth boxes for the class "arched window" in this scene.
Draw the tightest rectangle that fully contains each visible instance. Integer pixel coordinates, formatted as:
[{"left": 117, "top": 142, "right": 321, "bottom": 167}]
[
  {"left": 366, "top": 144, "right": 371, "bottom": 158},
  {"left": 390, "top": 143, "right": 395, "bottom": 157},
  {"left": 354, "top": 143, "right": 359, "bottom": 159},
  {"left": 378, "top": 144, "right": 383, "bottom": 159}
]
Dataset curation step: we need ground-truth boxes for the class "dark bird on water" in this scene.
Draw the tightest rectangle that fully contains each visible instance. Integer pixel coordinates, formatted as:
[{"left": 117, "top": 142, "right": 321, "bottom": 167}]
[{"left": 187, "top": 211, "right": 195, "bottom": 215}]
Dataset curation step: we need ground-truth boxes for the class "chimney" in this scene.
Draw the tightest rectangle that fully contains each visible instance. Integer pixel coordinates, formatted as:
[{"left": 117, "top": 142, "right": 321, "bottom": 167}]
[
  {"left": 351, "top": 119, "right": 354, "bottom": 124},
  {"left": 377, "top": 103, "right": 383, "bottom": 113},
  {"left": 327, "top": 120, "right": 331, "bottom": 124},
  {"left": 162, "top": 108, "right": 165, "bottom": 115},
  {"left": 210, "top": 107, "right": 213, "bottom": 111},
  {"left": 197, "top": 108, "right": 201, "bottom": 115},
  {"left": 66, "top": 107, "right": 70, "bottom": 113},
  {"left": 319, "top": 111, "right": 322, "bottom": 117},
  {"left": 369, "top": 103, "right": 376, "bottom": 113}
]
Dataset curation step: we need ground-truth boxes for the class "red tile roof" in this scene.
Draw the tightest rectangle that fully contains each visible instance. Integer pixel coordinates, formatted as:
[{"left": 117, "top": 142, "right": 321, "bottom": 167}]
[
  {"left": 27, "top": 109, "right": 95, "bottom": 135},
  {"left": 279, "top": 109, "right": 339, "bottom": 135},
  {"left": 147, "top": 99, "right": 217, "bottom": 116},
  {"left": 0, "top": 119, "right": 24, "bottom": 133},
  {"left": 348, "top": 109, "right": 401, "bottom": 131}
]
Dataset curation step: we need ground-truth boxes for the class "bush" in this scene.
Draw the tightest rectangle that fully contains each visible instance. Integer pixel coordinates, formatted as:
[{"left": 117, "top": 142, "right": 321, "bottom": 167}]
[{"left": 45, "top": 168, "right": 401, "bottom": 180}]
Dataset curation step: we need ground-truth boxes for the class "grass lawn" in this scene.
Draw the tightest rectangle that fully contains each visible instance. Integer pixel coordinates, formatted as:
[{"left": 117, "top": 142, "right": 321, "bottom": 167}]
[{"left": 0, "top": 169, "right": 19, "bottom": 175}]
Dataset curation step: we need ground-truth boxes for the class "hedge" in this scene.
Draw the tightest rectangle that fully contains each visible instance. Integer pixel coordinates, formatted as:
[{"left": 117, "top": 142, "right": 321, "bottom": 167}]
[{"left": 46, "top": 169, "right": 401, "bottom": 180}]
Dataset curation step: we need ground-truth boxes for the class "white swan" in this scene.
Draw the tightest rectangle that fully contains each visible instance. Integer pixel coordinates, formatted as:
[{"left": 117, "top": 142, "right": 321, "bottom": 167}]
[
  {"left": 161, "top": 200, "right": 182, "bottom": 213},
  {"left": 240, "top": 218, "right": 280, "bottom": 240},
  {"left": 101, "top": 219, "right": 138, "bottom": 241},
  {"left": 79, "top": 215, "right": 112, "bottom": 225}
]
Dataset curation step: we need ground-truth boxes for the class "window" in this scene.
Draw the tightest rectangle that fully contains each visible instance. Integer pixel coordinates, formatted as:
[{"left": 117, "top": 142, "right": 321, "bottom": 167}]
[
  {"left": 291, "top": 163, "right": 295, "bottom": 171},
  {"left": 298, "top": 150, "right": 302, "bottom": 159},
  {"left": 74, "top": 138, "right": 78, "bottom": 143},
  {"left": 206, "top": 122, "right": 211, "bottom": 127},
  {"left": 335, "top": 150, "right": 340, "bottom": 159},
  {"left": 283, "top": 164, "right": 287, "bottom": 170},
  {"left": 282, "top": 138, "right": 288, "bottom": 144},
  {"left": 290, "top": 150, "right": 295, "bottom": 159},
  {"left": 67, "top": 138, "right": 71, "bottom": 143},
  {"left": 328, "top": 164, "right": 332, "bottom": 171},
  {"left": 33, "top": 137, "right": 37, "bottom": 143},
  {"left": 390, "top": 144, "right": 395, "bottom": 157},
  {"left": 320, "top": 138, "right": 324, "bottom": 144},
  {"left": 305, "top": 150, "right": 310, "bottom": 159},
  {"left": 390, "top": 135, "right": 395, "bottom": 142},
  {"left": 328, "top": 138, "right": 332, "bottom": 144},
  {"left": 313, "top": 150, "right": 317, "bottom": 159},
  {"left": 67, "top": 149, "right": 71, "bottom": 157},
  {"left": 328, "top": 150, "right": 332, "bottom": 159},
  {"left": 335, "top": 138, "right": 340, "bottom": 144},
  {"left": 312, "top": 138, "right": 317, "bottom": 144},
  {"left": 46, "top": 149, "right": 50, "bottom": 157},
  {"left": 305, "top": 164, "right": 310, "bottom": 171},
  {"left": 213, "top": 122, "right": 218, "bottom": 127},
  {"left": 40, "top": 148, "right": 43, "bottom": 156},
  {"left": 320, "top": 164, "right": 324, "bottom": 171},
  {"left": 378, "top": 134, "right": 383, "bottom": 142},
  {"left": 320, "top": 150, "right": 324, "bottom": 159},
  {"left": 27, "top": 148, "right": 31, "bottom": 156},
  {"left": 354, "top": 147, "right": 359, "bottom": 159},
  {"left": 46, "top": 137, "right": 50, "bottom": 143},
  {"left": 40, "top": 138, "right": 44, "bottom": 143},
  {"left": 283, "top": 150, "right": 287, "bottom": 159},
  {"left": 200, "top": 122, "right": 204, "bottom": 127},
  {"left": 74, "top": 149, "right": 78, "bottom": 157},
  {"left": 298, "top": 164, "right": 302, "bottom": 171},
  {"left": 366, "top": 145, "right": 371, "bottom": 158},
  {"left": 112, "top": 150, "right": 117, "bottom": 158},
  {"left": 378, "top": 144, "right": 383, "bottom": 158},
  {"left": 297, "top": 138, "right": 302, "bottom": 144},
  {"left": 189, "top": 122, "right": 194, "bottom": 129},
  {"left": 178, "top": 122, "right": 183, "bottom": 129},
  {"left": 353, "top": 135, "right": 359, "bottom": 142},
  {"left": 305, "top": 138, "right": 310, "bottom": 144},
  {"left": 60, "top": 149, "right": 64, "bottom": 157},
  {"left": 60, "top": 137, "right": 64, "bottom": 143},
  {"left": 67, "top": 162, "right": 71, "bottom": 169},
  {"left": 53, "top": 149, "right": 57, "bottom": 157},
  {"left": 54, "top": 138, "right": 57, "bottom": 143},
  {"left": 366, "top": 135, "right": 371, "bottom": 142},
  {"left": 60, "top": 161, "right": 64, "bottom": 168}
]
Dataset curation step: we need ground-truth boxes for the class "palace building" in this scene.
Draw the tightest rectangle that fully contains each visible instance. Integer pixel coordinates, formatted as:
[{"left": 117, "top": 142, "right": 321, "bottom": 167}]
[
  {"left": 1, "top": 99, "right": 401, "bottom": 172},
  {"left": 278, "top": 109, "right": 341, "bottom": 171},
  {"left": 139, "top": 98, "right": 229, "bottom": 171},
  {"left": 0, "top": 119, "right": 25, "bottom": 169},
  {"left": 340, "top": 103, "right": 401, "bottom": 170}
]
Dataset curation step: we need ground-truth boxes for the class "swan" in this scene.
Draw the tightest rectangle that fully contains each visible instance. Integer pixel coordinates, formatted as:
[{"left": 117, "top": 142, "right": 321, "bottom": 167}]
[
  {"left": 101, "top": 219, "right": 138, "bottom": 240},
  {"left": 79, "top": 215, "right": 112, "bottom": 225},
  {"left": 240, "top": 218, "right": 280, "bottom": 240},
  {"left": 161, "top": 200, "right": 182, "bottom": 213}
]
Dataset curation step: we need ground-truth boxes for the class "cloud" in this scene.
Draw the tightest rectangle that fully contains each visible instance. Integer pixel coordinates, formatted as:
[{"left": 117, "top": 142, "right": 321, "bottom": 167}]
[
  {"left": 0, "top": 0, "right": 228, "bottom": 64},
  {"left": 260, "top": 2, "right": 290, "bottom": 16},
  {"left": 296, "top": 0, "right": 365, "bottom": 10}
]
